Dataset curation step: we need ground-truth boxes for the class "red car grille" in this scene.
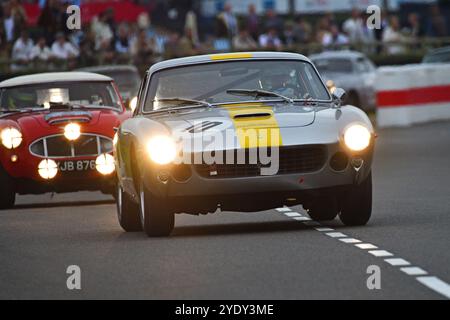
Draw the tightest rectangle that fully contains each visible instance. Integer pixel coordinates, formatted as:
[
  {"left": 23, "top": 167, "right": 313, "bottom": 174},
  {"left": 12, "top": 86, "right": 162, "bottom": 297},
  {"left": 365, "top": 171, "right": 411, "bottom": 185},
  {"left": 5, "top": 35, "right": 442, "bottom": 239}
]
[{"left": 29, "top": 134, "right": 113, "bottom": 159}]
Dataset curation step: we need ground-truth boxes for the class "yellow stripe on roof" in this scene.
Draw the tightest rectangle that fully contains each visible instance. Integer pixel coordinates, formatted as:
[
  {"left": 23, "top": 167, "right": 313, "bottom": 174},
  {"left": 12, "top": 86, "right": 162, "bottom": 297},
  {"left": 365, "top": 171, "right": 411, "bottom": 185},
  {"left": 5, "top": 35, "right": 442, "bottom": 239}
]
[{"left": 210, "top": 53, "right": 253, "bottom": 61}]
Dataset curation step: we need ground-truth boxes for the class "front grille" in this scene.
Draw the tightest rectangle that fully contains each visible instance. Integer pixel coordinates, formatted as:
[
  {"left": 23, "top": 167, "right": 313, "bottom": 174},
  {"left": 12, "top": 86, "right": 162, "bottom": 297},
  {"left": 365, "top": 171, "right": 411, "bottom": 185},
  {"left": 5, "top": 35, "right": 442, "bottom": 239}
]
[
  {"left": 194, "top": 145, "right": 327, "bottom": 178},
  {"left": 30, "top": 134, "right": 113, "bottom": 158}
]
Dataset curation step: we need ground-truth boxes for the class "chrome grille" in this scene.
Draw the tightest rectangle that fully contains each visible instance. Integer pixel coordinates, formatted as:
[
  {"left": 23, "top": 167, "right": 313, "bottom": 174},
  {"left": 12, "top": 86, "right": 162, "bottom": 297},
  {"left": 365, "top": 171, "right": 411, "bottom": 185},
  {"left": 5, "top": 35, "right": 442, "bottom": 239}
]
[
  {"left": 29, "top": 134, "right": 113, "bottom": 159},
  {"left": 194, "top": 145, "right": 327, "bottom": 178}
]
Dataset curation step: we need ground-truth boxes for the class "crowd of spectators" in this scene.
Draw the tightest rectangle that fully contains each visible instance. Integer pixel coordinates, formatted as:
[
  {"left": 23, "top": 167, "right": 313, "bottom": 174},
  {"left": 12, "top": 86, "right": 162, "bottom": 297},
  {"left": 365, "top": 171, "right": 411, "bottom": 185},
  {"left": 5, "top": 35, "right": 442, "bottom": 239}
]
[{"left": 0, "top": 0, "right": 448, "bottom": 74}]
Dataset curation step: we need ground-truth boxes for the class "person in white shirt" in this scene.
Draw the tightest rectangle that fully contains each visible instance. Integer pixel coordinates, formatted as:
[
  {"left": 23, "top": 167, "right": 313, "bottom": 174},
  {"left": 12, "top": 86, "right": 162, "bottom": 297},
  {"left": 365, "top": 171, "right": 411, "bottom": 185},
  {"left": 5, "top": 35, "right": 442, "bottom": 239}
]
[
  {"left": 259, "top": 28, "right": 283, "bottom": 51},
  {"left": 382, "top": 16, "right": 406, "bottom": 55},
  {"left": 343, "top": 9, "right": 365, "bottom": 43},
  {"left": 30, "top": 36, "right": 53, "bottom": 61},
  {"left": 51, "top": 32, "right": 79, "bottom": 60},
  {"left": 11, "top": 31, "right": 33, "bottom": 71}
]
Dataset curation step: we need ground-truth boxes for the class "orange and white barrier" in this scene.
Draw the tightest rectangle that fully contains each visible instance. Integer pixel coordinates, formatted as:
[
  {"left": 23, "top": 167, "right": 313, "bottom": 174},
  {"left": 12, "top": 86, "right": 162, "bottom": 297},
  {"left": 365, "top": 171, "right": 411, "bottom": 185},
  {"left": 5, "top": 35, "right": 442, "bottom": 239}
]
[{"left": 376, "top": 64, "right": 450, "bottom": 128}]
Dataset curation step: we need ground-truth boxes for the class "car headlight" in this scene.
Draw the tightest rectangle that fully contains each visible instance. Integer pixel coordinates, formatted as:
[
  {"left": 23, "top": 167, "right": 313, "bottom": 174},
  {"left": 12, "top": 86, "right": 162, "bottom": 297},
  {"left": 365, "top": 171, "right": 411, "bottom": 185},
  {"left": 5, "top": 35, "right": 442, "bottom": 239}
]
[
  {"left": 1, "top": 127, "right": 23, "bottom": 149},
  {"left": 64, "top": 123, "right": 81, "bottom": 141},
  {"left": 146, "top": 135, "right": 177, "bottom": 165},
  {"left": 95, "top": 153, "right": 115, "bottom": 175},
  {"left": 344, "top": 124, "right": 372, "bottom": 152},
  {"left": 38, "top": 159, "right": 58, "bottom": 180},
  {"left": 129, "top": 97, "right": 138, "bottom": 112}
]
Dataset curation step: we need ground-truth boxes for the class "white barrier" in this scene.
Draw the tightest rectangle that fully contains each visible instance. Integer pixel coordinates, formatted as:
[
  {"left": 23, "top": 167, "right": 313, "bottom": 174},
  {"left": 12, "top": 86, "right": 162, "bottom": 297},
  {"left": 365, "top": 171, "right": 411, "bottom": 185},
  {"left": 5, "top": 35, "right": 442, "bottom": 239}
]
[{"left": 375, "top": 64, "right": 450, "bottom": 128}]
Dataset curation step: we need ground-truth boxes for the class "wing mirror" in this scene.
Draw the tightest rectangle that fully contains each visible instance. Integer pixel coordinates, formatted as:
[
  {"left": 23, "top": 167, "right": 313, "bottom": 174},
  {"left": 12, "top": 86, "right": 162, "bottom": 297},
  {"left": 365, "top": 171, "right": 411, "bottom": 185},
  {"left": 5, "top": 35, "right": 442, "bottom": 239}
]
[{"left": 332, "top": 88, "right": 347, "bottom": 108}]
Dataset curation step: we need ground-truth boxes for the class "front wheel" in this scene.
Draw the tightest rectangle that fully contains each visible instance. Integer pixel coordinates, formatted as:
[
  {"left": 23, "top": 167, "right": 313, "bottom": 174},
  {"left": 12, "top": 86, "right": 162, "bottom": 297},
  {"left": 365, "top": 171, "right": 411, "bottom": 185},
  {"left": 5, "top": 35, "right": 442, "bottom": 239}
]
[
  {"left": 307, "top": 197, "right": 339, "bottom": 221},
  {"left": 139, "top": 180, "right": 174, "bottom": 237},
  {"left": 117, "top": 184, "right": 142, "bottom": 232},
  {"left": 0, "top": 165, "right": 15, "bottom": 210},
  {"left": 339, "top": 173, "right": 372, "bottom": 226}
]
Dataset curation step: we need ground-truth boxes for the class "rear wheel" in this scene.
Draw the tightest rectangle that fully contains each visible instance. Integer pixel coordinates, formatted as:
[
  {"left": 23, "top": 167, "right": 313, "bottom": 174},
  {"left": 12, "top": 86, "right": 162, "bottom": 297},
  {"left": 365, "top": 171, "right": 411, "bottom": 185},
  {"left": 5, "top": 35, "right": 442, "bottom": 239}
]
[
  {"left": 139, "top": 180, "right": 174, "bottom": 237},
  {"left": 307, "top": 197, "right": 339, "bottom": 221},
  {"left": 116, "top": 184, "right": 142, "bottom": 232},
  {"left": 339, "top": 173, "right": 372, "bottom": 226},
  {"left": 0, "top": 165, "right": 15, "bottom": 210}
]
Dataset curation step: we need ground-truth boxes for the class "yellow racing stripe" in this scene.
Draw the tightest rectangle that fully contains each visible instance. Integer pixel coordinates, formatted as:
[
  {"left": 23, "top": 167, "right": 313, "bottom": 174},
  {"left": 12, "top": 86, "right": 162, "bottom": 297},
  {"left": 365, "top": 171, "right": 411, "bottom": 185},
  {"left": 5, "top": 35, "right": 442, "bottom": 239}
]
[
  {"left": 222, "top": 103, "right": 282, "bottom": 149},
  {"left": 210, "top": 53, "right": 253, "bottom": 60}
]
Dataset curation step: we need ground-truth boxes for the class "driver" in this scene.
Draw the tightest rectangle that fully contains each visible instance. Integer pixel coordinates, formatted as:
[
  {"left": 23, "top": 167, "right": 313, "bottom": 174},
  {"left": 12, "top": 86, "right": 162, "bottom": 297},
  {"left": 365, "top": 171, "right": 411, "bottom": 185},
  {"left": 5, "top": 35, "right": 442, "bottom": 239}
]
[{"left": 263, "top": 68, "right": 296, "bottom": 97}]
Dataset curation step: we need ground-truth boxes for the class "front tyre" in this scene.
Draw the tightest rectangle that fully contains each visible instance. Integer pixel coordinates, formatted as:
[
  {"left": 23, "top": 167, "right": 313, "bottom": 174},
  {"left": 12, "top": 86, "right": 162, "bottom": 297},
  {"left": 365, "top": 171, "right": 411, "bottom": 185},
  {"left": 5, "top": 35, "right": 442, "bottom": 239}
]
[
  {"left": 117, "top": 184, "right": 142, "bottom": 232},
  {"left": 0, "top": 165, "right": 15, "bottom": 209},
  {"left": 139, "top": 180, "right": 174, "bottom": 237},
  {"left": 339, "top": 172, "right": 372, "bottom": 226},
  {"left": 307, "top": 197, "right": 339, "bottom": 221}
]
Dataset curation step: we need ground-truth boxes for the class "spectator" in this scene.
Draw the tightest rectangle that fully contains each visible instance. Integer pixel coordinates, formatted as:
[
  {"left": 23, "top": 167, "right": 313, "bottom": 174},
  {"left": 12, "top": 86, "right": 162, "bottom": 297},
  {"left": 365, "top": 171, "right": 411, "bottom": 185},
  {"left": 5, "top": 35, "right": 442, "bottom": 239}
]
[
  {"left": 427, "top": 5, "right": 447, "bottom": 37},
  {"left": 30, "top": 36, "right": 53, "bottom": 62},
  {"left": 246, "top": 4, "right": 259, "bottom": 41},
  {"left": 217, "top": 2, "right": 238, "bottom": 38},
  {"left": 3, "top": 2, "right": 16, "bottom": 43},
  {"left": 343, "top": 8, "right": 365, "bottom": 43},
  {"left": 179, "top": 27, "right": 200, "bottom": 57},
  {"left": 11, "top": 30, "right": 33, "bottom": 71},
  {"left": 264, "top": 9, "right": 283, "bottom": 35},
  {"left": 292, "top": 16, "right": 311, "bottom": 44},
  {"left": 163, "top": 31, "right": 182, "bottom": 60},
  {"left": 322, "top": 24, "right": 349, "bottom": 48},
  {"left": 131, "top": 29, "right": 157, "bottom": 71},
  {"left": 91, "top": 10, "right": 114, "bottom": 51},
  {"left": 115, "top": 23, "right": 131, "bottom": 56},
  {"left": 259, "top": 27, "right": 283, "bottom": 51},
  {"left": 51, "top": 32, "right": 79, "bottom": 60},
  {"left": 315, "top": 17, "right": 331, "bottom": 45},
  {"left": 10, "top": 0, "right": 26, "bottom": 36},
  {"left": 383, "top": 16, "right": 406, "bottom": 55},
  {"left": 233, "top": 27, "right": 258, "bottom": 51},
  {"left": 37, "top": 0, "right": 61, "bottom": 44},
  {"left": 403, "top": 13, "right": 424, "bottom": 39}
]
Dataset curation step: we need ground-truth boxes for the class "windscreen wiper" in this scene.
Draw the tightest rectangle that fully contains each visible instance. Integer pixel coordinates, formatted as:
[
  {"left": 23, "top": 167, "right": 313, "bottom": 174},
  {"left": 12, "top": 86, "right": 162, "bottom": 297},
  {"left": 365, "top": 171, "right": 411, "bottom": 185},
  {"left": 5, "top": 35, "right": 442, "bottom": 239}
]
[
  {"left": 154, "top": 98, "right": 212, "bottom": 109},
  {"left": 226, "top": 89, "right": 294, "bottom": 104}
]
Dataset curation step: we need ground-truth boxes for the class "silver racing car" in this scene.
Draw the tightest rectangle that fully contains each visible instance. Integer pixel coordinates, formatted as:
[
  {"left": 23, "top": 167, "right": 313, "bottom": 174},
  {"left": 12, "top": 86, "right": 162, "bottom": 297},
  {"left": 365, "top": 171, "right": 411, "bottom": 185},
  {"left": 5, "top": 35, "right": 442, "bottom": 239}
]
[{"left": 114, "top": 52, "right": 376, "bottom": 237}]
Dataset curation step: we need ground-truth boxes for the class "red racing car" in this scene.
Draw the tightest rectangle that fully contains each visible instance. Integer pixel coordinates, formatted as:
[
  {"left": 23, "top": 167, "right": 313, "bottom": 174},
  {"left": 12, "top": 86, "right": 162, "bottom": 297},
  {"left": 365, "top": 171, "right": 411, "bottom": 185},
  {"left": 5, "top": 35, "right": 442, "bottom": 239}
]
[{"left": 0, "top": 72, "right": 131, "bottom": 209}]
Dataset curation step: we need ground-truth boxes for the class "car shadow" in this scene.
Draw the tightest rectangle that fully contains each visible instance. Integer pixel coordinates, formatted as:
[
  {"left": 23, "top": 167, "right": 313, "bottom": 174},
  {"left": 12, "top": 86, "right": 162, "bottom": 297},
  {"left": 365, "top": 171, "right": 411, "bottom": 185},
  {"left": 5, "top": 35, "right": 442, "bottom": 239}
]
[
  {"left": 169, "top": 220, "right": 309, "bottom": 238},
  {"left": 10, "top": 199, "right": 115, "bottom": 210}
]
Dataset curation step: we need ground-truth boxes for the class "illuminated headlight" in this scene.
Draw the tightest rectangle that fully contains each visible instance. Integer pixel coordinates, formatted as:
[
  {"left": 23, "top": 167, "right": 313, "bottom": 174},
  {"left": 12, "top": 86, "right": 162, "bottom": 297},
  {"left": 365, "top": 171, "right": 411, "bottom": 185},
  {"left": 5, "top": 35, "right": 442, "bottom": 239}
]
[
  {"left": 344, "top": 124, "right": 371, "bottom": 152},
  {"left": 95, "top": 153, "right": 115, "bottom": 175},
  {"left": 64, "top": 123, "right": 81, "bottom": 141},
  {"left": 1, "top": 127, "right": 23, "bottom": 149},
  {"left": 129, "top": 97, "right": 138, "bottom": 112},
  {"left": 146, "top": 135, "right": 177, "bottom": 165},
  {"left": 38, "top": 159, "right": 58, "bottom": 180}
]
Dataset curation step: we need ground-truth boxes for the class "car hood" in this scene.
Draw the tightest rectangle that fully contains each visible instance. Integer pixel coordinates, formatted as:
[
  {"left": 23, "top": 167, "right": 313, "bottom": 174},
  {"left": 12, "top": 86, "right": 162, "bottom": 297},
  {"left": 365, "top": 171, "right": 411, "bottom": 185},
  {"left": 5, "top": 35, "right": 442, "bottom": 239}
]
[
  {"left": 146, "top": 102, "right": 322, "bottom": 151},
  {"left": 0, "top": 108, "right": 121, "bottom": 143}
]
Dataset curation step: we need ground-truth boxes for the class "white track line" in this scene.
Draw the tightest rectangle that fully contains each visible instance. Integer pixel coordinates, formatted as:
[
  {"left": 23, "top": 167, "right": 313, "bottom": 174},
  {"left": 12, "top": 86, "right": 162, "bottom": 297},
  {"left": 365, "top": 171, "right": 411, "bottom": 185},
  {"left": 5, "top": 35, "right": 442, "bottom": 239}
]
[
  {"left": 368, "top": 250, "right": 394, "bottom": 257},
  {"left": 276, "top": 208, "right": 450, "bottom": 299},
  {"left": 355, "top": 243, "right": 378, "bottom": 250},
  {"left": 384, "top": 258, "right": 411, "bottom": 267},
  {"left": 416, "top": 277, "right": 450, "bottom": 299},
  {"left": 339, "top": 238, "right": 362, "bottom": 244},
  {"left": 400, "top": 267, "right": 428, "bottom": 276}
]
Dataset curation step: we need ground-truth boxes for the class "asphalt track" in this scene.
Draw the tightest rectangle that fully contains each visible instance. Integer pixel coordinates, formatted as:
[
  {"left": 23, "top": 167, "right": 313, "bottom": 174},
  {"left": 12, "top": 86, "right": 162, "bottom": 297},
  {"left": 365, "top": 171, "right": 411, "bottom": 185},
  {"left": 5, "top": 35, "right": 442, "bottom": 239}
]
[{"left": 1, "top": 121, "right": 449, "bottom": 300}]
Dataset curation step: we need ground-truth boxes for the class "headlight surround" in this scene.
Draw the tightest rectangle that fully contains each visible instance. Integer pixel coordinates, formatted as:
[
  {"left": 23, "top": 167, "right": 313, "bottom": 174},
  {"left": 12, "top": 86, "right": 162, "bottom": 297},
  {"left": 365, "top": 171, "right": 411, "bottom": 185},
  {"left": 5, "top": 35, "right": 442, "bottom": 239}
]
[
  {"left": 95, "top": 153, "right": 115, "bottom": 175},
  {"left": 146, "top": 135, "right": 177, "bottom": 165},
  {"left": 64, "top": 123, "right": 81, "bottom": 141},
  {"left": 1, "top": 127, "right": 23, "bottom": 149},
  {"left": 38, "top": 159, "right": 58, "bottom": 180},
  {"left": 129, "top": 97, "right": 138, "bottom": 112},
  {"left": 344, "top": 124, "right": 372, "bottom": 152}
]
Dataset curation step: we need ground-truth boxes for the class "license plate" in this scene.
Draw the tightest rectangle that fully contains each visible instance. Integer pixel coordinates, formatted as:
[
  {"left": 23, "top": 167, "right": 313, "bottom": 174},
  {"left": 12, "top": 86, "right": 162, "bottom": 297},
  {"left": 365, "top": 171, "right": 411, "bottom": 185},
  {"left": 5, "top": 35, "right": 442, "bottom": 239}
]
[{"left": 58, "top": 160, "right": 96, "bottom": 172}]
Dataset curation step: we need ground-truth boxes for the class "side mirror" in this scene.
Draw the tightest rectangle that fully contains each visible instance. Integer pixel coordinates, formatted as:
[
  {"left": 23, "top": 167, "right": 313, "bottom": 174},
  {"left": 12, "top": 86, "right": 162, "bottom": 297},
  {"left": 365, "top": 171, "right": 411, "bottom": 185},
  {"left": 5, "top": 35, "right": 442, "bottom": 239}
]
[{"left": 332, "top": 88, "right": 347, "bottom": 107}]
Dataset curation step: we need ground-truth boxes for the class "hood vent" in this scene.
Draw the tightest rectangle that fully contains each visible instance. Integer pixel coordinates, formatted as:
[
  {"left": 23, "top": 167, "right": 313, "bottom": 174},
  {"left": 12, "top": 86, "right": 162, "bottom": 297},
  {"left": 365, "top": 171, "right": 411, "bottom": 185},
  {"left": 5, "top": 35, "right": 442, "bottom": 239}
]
[
  {"left": 44, "top": 111, "right": 93, "bottom": 126},
  {"left": 233, "top": 112, "right": 272, "bottom": 120}
]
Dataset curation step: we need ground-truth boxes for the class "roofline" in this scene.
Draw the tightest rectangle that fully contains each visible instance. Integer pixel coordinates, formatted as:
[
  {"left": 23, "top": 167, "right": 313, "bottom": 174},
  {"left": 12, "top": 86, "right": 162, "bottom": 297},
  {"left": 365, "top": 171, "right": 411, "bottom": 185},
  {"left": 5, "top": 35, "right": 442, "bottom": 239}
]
[
  {"left": 148, "top": 52, "right": 311, "bottom": 74},
  {"left": 0, "top": 72, "right": 113, "bottom": 88}
]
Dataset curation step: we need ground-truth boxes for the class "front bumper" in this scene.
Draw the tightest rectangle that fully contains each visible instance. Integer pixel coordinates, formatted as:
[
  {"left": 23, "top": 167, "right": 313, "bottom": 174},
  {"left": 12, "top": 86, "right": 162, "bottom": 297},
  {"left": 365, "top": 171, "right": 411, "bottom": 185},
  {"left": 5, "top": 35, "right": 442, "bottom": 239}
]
[{"left": 142, "top": 142, "right": 374, "bottom": 212}]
